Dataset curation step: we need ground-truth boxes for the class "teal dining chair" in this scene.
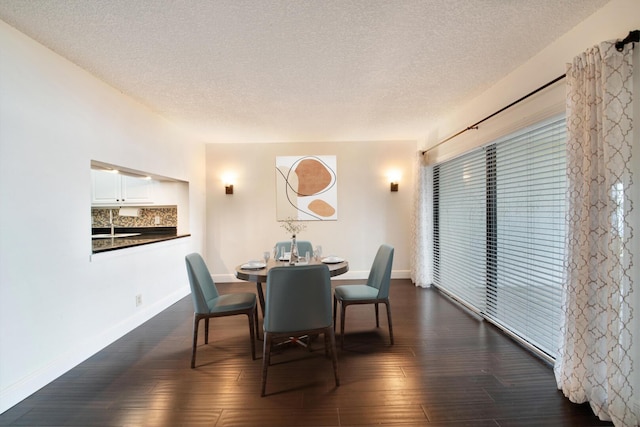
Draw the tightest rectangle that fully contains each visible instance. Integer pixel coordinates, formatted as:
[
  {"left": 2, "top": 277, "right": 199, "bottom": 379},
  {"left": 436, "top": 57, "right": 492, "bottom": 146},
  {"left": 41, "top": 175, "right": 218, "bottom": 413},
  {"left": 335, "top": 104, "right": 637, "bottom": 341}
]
[
  {"left": 333, "top": 244, "right": 394, "bottom": 348},
  {"left": 274, "top": 240, "right": 313, "bottom": 260},
  {"left": 261, "top": 264, "right": 339, "bottom": 396},
  {"left": 185, "top": 253, "right": 258, "bottom": 368}
]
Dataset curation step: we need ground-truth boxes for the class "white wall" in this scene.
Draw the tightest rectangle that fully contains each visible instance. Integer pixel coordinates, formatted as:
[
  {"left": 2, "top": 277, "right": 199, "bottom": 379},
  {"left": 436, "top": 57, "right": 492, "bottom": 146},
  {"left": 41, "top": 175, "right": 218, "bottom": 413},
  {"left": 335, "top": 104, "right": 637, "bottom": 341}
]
[
  {"left": 423, "top": 0, "right": 640, "bottom": 162},
  {"left": 0, "top": 20, "right": 206, "bottom": 412},
  {"left": 421, "top": 0, "right": 640, "bottom": 417},
  {"left": 204, "top": 141, "right": 416, "bottom": 282}
]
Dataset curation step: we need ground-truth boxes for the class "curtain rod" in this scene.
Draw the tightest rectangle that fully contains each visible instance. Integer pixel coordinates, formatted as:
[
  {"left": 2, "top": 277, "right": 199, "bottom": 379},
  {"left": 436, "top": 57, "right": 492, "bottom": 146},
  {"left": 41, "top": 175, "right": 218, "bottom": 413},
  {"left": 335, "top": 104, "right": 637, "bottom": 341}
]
[
  {"left": 422, "top": 29, "right": 640, "bottom": 156},
  {"left": 615, "top": 30, "right": 639, "bottom": 51},
  {"left": 421, "top": 74, "right": 565, "bottom": 155}
]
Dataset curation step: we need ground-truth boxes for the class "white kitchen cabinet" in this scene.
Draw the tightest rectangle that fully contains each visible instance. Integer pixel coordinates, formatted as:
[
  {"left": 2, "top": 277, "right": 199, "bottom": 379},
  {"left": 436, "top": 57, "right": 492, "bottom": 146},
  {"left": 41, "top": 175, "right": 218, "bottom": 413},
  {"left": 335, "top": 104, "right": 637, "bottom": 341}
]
[{"left": 91, "top": 170, "right": 154, "bottom": 205}]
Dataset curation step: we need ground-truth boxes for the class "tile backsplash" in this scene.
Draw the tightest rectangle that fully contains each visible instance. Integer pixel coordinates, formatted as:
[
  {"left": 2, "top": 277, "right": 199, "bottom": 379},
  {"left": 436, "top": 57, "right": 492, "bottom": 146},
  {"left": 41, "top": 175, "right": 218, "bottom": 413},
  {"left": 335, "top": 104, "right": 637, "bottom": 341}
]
[{"left": 92, "top": 206, "right": 177, "bottom": 228}]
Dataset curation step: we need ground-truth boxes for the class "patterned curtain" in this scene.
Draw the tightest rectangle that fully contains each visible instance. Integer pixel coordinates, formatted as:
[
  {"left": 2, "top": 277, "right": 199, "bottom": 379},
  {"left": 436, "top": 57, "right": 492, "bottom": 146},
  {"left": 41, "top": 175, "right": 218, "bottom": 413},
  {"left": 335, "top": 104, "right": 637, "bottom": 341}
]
[
  {"left": 411, "top": 151, "right": 432, "bottom": 288},
  {"left": 554, "top": 41, "right": 637, "bottom": 427}
]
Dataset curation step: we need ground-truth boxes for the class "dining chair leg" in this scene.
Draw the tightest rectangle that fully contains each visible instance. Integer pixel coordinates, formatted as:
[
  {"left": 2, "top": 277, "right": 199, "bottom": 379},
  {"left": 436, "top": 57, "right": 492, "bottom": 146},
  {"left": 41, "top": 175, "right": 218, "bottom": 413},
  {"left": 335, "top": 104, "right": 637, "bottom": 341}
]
[
  {"left": 261, "top": 333, "right": 272, "bottom": 397},
  {"left": 324, "top": 331, "right": 329, "bottom": 357},
  {"left": 256, "top": 282, "right": 266, "bottom": 318},
  {"left": 328, "top": 328, "right": 340, "bottom": 387},
  {"left": 332, "top": 295, "right": 337, "bottom": 332},
  {"left": 375, "top": 303, "right": 380, "bottom": 328},
  {"left": 340, "top": 303, "right": 346, "bottom": 349},
  {"left": 253, "top": 305, "right": 260, "bottom": 340},
  {"left": 191, "top": 315, "right": 200, "bottom": 369},
  {"left": 247, "top": 310, "right": 256, "bottom": 360},
  {"left": 204, "top": 317, "right": 210, "bottom": 344},
  {"left": 385, "top": 301, "right": 394, "bottom": 345}
]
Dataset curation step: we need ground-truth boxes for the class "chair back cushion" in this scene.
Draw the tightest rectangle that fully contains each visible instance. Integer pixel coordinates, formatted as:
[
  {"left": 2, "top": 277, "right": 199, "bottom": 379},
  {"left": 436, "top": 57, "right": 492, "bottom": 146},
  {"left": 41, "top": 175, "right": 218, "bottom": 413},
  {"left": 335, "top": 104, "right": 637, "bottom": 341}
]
[
  {"left": 185, "top": 253, "right": 219, "bottom": 314},
  {"left": 264, "top": 264, "right": 331, "bottom": 333},
  {"left": 367, "top": 244, "right": 394, "bottom": 298},
  {"left": 275, "top": 240, "right": 313, "bottom": 258}
]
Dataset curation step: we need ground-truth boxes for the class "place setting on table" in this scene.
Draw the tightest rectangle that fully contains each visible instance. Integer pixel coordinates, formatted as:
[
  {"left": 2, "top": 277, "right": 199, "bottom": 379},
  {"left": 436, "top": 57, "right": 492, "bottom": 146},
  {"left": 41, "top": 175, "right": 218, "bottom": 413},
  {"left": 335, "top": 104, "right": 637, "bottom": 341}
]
[
  {"left": 235, "top": 244, "right": 349, "bottom": 315},
  {"left": 238, "top": 244, "right": 346, "bottom": 270}
]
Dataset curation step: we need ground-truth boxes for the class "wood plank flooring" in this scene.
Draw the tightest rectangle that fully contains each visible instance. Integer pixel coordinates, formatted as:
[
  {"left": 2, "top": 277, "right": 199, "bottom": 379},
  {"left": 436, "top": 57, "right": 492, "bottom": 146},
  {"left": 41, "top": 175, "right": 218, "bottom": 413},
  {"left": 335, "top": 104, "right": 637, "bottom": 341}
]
[{"left": 0, "top": 279, "right": 612, "bottom": 426}]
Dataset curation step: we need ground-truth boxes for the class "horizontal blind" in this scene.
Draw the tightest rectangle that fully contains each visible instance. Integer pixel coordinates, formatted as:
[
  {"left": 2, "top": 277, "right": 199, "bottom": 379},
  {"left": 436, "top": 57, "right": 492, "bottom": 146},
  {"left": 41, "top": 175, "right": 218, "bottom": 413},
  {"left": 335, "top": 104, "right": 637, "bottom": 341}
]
[
  {"left": 433, "top": 148, "right": 486, "bottom": 312},
  {"left": 488, "top": 117, "right": 566, "bottom": 358},
  {"left": 432, "top": 116, "right": 566, "bottom": 360}
]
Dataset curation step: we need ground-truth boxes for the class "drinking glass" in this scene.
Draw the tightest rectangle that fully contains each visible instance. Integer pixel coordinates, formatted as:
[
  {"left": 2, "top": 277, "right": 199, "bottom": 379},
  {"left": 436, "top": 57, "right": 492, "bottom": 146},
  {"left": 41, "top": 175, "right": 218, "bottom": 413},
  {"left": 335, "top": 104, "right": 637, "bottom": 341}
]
[
  {"left": 305, "top": 251, "right": 311, "bottom": 263},
  {"left": 279, "top": 247, "right": 286, "bottom": 263},
  {"left": 263, "top": 251, "right": 270, "bottom": 264},
  {"left": 314, "top": 245, "right": 323, "bottom": 260}
]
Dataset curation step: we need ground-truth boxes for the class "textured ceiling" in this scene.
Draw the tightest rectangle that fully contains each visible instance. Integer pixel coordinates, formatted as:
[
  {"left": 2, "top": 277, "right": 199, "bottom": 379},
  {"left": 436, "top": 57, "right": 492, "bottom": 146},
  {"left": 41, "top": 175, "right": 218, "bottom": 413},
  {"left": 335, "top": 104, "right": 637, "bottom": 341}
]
[{"left": 0, "top": 0, "right": 610, "bottom": 143}]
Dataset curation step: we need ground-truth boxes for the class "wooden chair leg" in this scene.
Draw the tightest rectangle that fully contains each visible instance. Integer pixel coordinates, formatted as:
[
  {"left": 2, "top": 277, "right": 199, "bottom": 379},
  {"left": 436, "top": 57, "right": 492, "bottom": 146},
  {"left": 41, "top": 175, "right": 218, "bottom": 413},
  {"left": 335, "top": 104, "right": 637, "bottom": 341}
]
[
  {"left": 385, "top": 301, "right": 394, "bottom": 345},
  {"left": 204, "top": 317, "right": 210, "bottom": 344},
  {"left": 333, "top": 295, "right": 337, "bottom": 332},
  {"left": 328, "top": 328, "right": 340, "bottom": 387},
  {"left": 191, "top": 315, "right": 200, "bottom": 369},
  {"left": 261, "top": 333, "right": 272, "bottom": 397},
  {"left": 340, "top": 303, "right": 346, "bottom": 349},
  {"left": 375, "top": 303, "right": 380, "bottom": 327},
  {"left": 247, "top": 310, "right": 256, "bottom": 360},
  {"left": 324, "top": 331, "right": 329, "bottom": 357},
  {"left": 254, "top": 305, "right": 260, "bottom": 340}
]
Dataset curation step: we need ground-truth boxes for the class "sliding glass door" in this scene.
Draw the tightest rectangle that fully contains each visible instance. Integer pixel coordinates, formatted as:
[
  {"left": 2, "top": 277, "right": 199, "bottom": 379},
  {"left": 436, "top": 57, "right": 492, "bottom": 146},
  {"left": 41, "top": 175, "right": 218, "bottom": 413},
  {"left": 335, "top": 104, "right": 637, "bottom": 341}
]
[
  {"left": 433, "top": 147, "right": 487, "bottom": 313},
  {"left": 433, "top": 116, "right": 566, "bottom": 359}
]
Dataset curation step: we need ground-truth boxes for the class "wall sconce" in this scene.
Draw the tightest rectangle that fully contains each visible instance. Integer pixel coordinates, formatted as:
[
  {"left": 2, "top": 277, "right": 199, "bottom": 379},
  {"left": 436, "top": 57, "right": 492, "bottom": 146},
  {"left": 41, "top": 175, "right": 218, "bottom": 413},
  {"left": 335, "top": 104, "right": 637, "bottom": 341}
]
[
  {"left": 222, "top": 173, "right": 236, "bottom": 195},
  {"left": 388, "top": 170, "right": 401, "bottom": 192}
]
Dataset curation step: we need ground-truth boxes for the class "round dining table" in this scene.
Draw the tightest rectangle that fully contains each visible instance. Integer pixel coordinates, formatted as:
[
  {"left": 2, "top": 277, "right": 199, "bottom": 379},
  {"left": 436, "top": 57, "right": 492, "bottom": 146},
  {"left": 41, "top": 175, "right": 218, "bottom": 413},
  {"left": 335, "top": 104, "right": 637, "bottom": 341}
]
[{"left": 235, "top": 258, "right": 349, "bottom": 316}]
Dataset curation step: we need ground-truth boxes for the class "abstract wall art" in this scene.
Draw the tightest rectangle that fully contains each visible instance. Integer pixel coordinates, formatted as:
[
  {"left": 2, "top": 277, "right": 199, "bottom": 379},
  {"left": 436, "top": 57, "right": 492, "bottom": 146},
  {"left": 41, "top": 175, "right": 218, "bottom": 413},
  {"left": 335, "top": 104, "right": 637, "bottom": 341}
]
[{"left": 275, "top": 155, "right": 337, "bottom": 221}]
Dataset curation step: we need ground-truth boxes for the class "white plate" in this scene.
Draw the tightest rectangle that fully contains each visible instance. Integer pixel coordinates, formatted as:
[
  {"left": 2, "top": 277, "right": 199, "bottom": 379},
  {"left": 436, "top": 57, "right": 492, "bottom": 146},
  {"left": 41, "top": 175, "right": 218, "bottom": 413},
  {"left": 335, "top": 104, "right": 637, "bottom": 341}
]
[
  {"left": 241, "top": 261, "right": 266, "bottom": 270},
  {"left": 322, "top": 256, "right": 344, "bottom": 264}
]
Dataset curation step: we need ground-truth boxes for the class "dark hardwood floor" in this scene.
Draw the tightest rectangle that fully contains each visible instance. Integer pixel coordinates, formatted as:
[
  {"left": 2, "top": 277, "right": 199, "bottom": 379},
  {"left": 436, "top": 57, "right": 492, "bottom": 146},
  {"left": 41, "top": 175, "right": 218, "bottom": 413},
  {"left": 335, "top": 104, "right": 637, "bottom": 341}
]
[{"left": 1, "top": 279, "right": 611, "bottom": 426}]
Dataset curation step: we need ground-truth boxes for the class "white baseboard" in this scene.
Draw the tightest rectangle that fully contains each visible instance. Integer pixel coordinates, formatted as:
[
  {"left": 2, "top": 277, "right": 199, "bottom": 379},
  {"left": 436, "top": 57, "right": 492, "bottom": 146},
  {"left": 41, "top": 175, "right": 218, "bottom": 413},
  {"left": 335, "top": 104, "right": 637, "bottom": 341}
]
[{"left": 0, "top": 286, "right": 190, "bottom": 414}]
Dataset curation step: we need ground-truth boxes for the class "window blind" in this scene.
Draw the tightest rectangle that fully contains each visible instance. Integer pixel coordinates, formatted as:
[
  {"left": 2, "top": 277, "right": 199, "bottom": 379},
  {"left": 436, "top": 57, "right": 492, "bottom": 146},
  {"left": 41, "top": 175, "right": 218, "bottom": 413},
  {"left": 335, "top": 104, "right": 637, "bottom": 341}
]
[
  {"left": 433, "top": 147, "right": 487, "bottom": 313},
  {"left": 488, "top": 118, "right": 566, "bottom": 358},
  {"left": 433, "top": 116, "right": 566, "bottom": 360}
]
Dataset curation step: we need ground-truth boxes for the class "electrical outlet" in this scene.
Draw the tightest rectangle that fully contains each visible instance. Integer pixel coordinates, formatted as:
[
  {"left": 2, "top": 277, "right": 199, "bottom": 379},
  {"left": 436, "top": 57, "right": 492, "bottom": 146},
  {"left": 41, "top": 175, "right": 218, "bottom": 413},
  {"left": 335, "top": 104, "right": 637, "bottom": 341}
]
[
  {"left": 155, "top": 215, "right": 160, "bottom": 225},
  {"left": 135, "top": 294, "right": 142, "bottom": 307}
]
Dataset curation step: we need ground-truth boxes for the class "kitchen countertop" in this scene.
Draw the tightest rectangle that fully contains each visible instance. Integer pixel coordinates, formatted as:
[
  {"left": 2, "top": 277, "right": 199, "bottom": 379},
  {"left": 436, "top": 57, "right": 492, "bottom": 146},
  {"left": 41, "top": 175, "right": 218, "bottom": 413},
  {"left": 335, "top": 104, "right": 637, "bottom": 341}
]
[{"left": 91, "top": 227, "right": 190, "bottom": 253}]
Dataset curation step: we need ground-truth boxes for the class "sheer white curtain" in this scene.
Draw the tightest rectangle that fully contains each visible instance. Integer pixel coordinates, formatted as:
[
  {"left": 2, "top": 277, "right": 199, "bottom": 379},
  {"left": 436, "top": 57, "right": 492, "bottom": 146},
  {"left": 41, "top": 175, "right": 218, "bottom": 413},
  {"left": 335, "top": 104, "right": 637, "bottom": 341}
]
[
  {"left": 411, "top": 151, "right": 432, "bottom": 288},
  {"left": 554, "top": 40, "right": 638, "bottom": 427}
]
